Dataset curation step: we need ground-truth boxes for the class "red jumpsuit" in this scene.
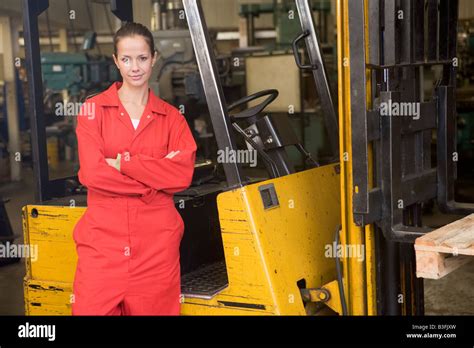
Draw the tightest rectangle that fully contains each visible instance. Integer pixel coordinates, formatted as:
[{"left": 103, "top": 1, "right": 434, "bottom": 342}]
[{"left": 72, "top": 82, "right": 197, "bottom": 315}]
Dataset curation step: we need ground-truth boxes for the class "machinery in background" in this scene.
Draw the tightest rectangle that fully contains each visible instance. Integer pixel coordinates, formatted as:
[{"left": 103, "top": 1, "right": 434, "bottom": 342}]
[
  {"left": 239, "top": 0, "right": 332, "bottom": 49},
  {"left": 151, "top": 0, "right": 337, "bottom": 167},
  {"left": 151, "top": 0, "right": 244, "bottom": 162},
  {"left": 41, "top": 52, "right": 119, "bottom": 123},
  {"left": 0, "top": 67, "right": 28, "bottom": 180},
  {"left": 457, "top": 19, "right": 474, "bottom": 86},
  {"left": 38, "top": 51, "right": 119, "bottom": 178},
  {"left": 236, "top": 0, "right": 337, "bottom": 166},
  {"left": 0, "top": 83, "right": 9, "bottom": 183}
]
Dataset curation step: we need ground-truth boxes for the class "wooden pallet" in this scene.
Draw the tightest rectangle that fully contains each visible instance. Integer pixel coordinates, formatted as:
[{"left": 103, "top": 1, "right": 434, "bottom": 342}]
[{"left": 415, "top": 214, "right": 474, "bottom": 280}]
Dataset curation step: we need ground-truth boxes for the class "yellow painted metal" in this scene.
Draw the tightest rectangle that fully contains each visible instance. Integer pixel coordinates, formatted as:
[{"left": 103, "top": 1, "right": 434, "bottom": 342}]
[
  {"left": 22, "top": 164, "right": 341, "bottom": 315},
  {"left": 365, "top": 224, "right": 376, "bottom": 315},
  {"left": 181, "top": 164, "right": 341, "bottom": 315},
  {"left": 362, "top": 0, "right": 377, "bottom": 317},
  {"left": 336, "top": 0, "right": 377, "bottom": 315},
  {"left": 22, "top": 205, "right": 84, "bottom": 283},
  {"left": 321, "top": 279, "right": 343, "bottom": 315},
  {"left": 24, "top": 277, "right": 72, "bottom": 315}
]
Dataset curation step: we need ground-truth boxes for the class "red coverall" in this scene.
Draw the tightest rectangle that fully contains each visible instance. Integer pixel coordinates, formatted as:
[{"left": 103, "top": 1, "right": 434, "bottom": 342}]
[{"left": 72, "top": 82, "right": 197, "bottom": 315}]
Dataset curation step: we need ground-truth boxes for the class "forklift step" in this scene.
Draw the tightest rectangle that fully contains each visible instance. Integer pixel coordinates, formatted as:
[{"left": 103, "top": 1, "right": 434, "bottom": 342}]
[
  {"left": 181, "top": 261, "right": 228, "bottom": 299},
  {"left": 415, "top": 214, "right": 474, "bottom": 279}
]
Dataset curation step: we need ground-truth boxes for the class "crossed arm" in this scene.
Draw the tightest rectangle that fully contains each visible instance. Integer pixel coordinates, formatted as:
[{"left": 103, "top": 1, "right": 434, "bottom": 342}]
[{"left": 76, "top": 102, "right": 197, "bottom": 198}]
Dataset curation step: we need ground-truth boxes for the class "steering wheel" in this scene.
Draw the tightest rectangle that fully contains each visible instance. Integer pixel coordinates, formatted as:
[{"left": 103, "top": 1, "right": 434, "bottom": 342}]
[{"left": 227, "top": 89, "right": 279, "bottom": 122}]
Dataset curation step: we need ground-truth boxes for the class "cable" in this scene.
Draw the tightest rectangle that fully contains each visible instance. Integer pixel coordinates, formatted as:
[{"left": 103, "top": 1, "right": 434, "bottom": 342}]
[{"left": 334, "top": 224, "right": 348, "bottom": 315}]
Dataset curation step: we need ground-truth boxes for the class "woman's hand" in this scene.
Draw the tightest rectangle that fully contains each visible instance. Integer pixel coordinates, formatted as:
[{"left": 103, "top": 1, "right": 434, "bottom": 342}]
[
  {"left": 105, "top": 155, "right": 122, "bottom": 171},
  {"left": 105, "top": 158, "right": 116, "bottom": 166}
]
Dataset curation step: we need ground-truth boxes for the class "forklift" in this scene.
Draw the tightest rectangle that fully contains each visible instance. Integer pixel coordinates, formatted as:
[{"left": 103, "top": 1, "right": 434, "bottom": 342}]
[{"left": 21, "top": 0, "right": 469, "bottom": 316}]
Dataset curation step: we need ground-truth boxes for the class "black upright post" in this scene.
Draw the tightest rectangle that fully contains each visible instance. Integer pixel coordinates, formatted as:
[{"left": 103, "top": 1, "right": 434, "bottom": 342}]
[{"left": 22, "top": 0, "right": 50, "bottom": 202}]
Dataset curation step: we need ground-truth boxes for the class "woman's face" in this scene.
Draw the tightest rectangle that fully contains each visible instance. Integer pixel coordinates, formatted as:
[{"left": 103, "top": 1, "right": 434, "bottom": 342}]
[{"left": 113, "top": 35, "right": 157, "bottom": 88}]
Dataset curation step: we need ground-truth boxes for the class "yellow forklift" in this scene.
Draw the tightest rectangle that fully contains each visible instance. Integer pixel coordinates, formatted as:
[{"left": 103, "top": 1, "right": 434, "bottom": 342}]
[{"left": 21, "top": 0, "right": 469, "bottom": 316}]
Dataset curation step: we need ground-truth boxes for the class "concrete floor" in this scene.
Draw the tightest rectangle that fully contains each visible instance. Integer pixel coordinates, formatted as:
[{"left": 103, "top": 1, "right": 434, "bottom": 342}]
[
  {"left": 0, "top": 167, "right": 34, "bottom": 315},
  {"left": 0, "top": 166, "right": 473, "bottom": 315}
]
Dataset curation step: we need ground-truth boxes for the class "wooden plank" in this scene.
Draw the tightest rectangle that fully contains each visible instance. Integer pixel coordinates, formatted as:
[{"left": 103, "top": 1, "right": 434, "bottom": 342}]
[
  {"left": 415, "top": 214, "right": 474, "bottom": 279},
  {"left": 415, "top": 214, "right": 474, "bottom": 253},
  {"left": 415, "top": 249, "right": 473, "bottom": 280}
]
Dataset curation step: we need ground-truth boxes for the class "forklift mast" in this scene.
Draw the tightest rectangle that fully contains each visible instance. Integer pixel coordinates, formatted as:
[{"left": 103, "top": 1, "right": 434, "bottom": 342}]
[{"left": 340, "top": 0, "right": 474, "bottom": 315}]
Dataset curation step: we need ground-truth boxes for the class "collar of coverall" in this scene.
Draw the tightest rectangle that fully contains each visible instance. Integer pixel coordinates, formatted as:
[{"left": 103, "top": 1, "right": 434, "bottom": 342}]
[{"left": 97, "top": 81, "right": 167, "bottom": 116}]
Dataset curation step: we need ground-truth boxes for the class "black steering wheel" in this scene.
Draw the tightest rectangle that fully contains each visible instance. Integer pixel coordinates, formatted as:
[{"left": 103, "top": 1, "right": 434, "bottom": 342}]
[{"left": 227, "top": 89, "right": 279, "bottom": 122}]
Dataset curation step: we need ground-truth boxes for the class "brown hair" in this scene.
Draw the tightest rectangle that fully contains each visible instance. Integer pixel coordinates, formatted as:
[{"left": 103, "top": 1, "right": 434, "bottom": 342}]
[{"left": 113, "top": 22, "right": 156, "bottom": 56}]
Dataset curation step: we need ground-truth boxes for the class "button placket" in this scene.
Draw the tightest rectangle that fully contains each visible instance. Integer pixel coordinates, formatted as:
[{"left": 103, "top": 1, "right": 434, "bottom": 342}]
[
  {"left": 117, "top": 108, "right": 135, "bottom": 133},
  {"left": 131, "top": 112, "right": 156, "bottom": 144}
]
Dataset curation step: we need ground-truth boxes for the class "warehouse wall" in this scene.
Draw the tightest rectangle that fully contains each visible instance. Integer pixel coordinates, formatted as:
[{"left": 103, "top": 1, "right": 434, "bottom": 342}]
[
  {"left": 459, "top": 0, "right": 474, "bottom": 20},
  {"left": 1, "top": 0, "right": 473, "bottom": 33},
  {"left": 0, "top": 0, "right": 274, "bottom": 33},
  {"left": 202, "top": 0, "right": 274, "bottom": 29}
]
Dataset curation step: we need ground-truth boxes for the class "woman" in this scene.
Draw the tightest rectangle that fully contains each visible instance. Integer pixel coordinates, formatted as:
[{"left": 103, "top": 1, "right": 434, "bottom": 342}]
[{"left": 72, "top": 22, "right": 197, "bottom": 315}]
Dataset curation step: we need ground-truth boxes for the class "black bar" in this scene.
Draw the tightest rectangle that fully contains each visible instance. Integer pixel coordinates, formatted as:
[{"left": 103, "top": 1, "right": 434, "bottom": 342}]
[
  {"left": 383, "top": 0, "right": 398, "bottom": 66},
  {"left": 399, "top": 102, "right": 437, "bottom": 133},
  {"left": 442, "top": 0, "right": 459, "bottom": 85},
  {"left": 447, "top": 0, "right": 458, "bottom": 59},
  {"left": 0, "top": 315, "right": 473, "bottom": 344},
  {"left": 427, "top": 0, "right": 439, "bottom": 61},
  {"left": 439, "top": 0, "right": 449, "bottom": 60},
  {"left": 413, "top": 0, "right": 425, "bottom": 62},
  {"left": 379, "top": 91, "right": 403, "bottom": 235},
  {"left": 384, "top": 238, "right": 402, "bottom": 315},
  {"left": 400, "top": 0, "right": 413, "bottom": 63},
  {"left": 110, "top": 0, "right": 134, "bottom": 22},
  {"left": 348, "top": 0, "right": 370, "bottom": 221},
  {"left": 366, "top": 59, "right": 453, "bottom": 69},
  {"left": 368, "top": 0, "right": 380, "bottom": 66},
  {"left": 412, "top": 203, "right": 425, "bottom": 316},
  {"left": 22, "top": 0, "right": 50, "bottom": 202},
  {"left": 401, "top": 170, "right": 437, "bottom": 207}
]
